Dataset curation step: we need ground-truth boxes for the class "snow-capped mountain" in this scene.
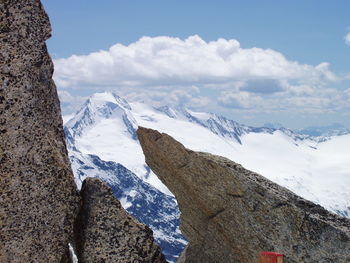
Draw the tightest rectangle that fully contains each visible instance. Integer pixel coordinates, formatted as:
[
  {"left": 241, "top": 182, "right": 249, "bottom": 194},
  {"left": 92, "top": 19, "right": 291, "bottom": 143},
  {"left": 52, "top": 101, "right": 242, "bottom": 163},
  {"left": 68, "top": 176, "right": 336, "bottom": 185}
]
[
  {"left": 65, "top": 127, "right": 186, "bottom": 262},
  {"left": 64, "top": 92, "right": 350, "bottom": 261},
  {"left": 298, "top": 123, "right": 350, "bottom": 137},
  {"left": 65, "top": 93, "right": 171, "bottom": 195}
]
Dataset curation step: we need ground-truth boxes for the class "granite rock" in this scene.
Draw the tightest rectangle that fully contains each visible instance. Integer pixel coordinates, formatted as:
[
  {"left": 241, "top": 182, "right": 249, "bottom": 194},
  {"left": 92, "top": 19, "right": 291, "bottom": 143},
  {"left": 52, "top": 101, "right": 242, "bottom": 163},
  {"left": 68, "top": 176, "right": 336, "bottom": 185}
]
[
  {"left": 137, "top": 127, "right": 350, "bottom": 263},
  {"left": 0, "top": 1, "right": 80, "bottom": 262},
  {"left": 0, "top": 1, "right": 170, "bottom": 262},
  {"left": 75, "top": 177, "right": 168, "bottom": 263}
]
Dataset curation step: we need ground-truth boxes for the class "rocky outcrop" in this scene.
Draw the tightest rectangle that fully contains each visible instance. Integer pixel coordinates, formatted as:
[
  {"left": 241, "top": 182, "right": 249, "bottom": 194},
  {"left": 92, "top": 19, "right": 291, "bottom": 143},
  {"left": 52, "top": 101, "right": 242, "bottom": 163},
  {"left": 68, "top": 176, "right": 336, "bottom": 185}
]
[
  {"left": 0, "top": 2, "right": 168, "bottom": 262},
  {"left": 75, "top": 177, "right": 167, "bottom": 263},
  {"left": 137, "top": 127, "right": 350, "bottom": 263},
  {"left": 0, "top": 0, "right": 80, "bottom": 262}
]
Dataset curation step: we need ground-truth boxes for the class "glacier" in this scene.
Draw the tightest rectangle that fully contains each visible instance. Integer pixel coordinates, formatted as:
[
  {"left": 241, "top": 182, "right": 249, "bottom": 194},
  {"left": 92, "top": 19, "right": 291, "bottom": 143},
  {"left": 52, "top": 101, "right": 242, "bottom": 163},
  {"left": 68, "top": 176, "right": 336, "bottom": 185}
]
[{"left": 64, "top": 91, "right": 350, "bottom": 261}]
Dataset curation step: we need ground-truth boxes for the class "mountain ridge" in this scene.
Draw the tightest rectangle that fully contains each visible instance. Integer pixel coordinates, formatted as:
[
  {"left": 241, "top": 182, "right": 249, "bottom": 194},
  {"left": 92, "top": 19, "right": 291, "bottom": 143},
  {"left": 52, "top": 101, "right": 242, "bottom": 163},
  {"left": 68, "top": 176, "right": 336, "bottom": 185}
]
[
  {"left": 137, "top": 126, "right": 350, "bottom": 263},
  {"left": 64, "top": 91, "right": 350, "bottom": 261},
  {"left": 64, "top": 91, "right": 350, "bottom": 217},
  {"left": 65, "top": 127, "right": 186, "bottom": 262}
]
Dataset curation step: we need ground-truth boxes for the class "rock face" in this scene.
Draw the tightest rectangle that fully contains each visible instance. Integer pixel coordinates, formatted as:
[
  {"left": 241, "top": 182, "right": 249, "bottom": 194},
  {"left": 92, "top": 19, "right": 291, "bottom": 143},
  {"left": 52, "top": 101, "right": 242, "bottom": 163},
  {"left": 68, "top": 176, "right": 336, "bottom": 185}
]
[
  {"left": 0, "top": 2, "right": 168, "bottom": 262},
  {"left": 137, "top": 127, "right": 350, "bottom": 263},
  {"left": 0, "top": 1, "right": 80, "bottom": 262},
  {"left": 75, "top": 177, "right": 167, "bottom": 263}
]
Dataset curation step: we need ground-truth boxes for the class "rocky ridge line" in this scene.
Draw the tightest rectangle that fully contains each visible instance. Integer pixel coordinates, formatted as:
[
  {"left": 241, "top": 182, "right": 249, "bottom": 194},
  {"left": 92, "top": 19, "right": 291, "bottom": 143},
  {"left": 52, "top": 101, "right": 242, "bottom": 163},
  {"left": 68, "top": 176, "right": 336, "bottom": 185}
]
[{"left": 137, "top": 127, "right": 350, "bottom": 263}]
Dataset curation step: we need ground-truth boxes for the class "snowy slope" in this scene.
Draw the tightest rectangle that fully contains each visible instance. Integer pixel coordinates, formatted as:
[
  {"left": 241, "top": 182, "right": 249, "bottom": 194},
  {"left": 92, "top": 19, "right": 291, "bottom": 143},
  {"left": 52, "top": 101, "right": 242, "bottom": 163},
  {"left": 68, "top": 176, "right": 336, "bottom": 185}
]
[
  {"left": 130, "top": 102, "right": 350, "bottom": 217},
  {"left": 65, "top": 92, "right": 172, "bottom": 195},
  {"left": 65, "top": 128, "right": 186, "bottom": 263},
  {"left": 64, "top": 92, "right": 350, "bottom": 261},
  {"left": 65, "top": 92, "right": 350, "bottom": 218}
]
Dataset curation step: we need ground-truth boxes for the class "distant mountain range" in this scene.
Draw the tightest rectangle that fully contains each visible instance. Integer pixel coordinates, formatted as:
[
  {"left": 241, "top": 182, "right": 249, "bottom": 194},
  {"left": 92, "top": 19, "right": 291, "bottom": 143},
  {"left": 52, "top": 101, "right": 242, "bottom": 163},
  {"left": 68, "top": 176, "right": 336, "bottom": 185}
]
[
  {"left": 298, "top": 123, "right": 350, "bottom": 137},
  {"left": 64, "top": 92, "right": 350, "bottom": 262},
  {"left": 263, "top": 122, "right": 350, "bottom": 137}
]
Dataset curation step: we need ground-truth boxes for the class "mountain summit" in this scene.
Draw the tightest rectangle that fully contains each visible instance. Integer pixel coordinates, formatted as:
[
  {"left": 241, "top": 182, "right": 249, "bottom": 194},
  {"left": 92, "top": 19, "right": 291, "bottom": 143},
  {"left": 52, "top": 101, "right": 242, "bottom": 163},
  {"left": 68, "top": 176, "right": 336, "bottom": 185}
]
[
  {"left": 65, "top": 92, "right": 350, "bottom": 218},
  {"left": 65, "top": 92, "right": 350, "bottom": 261}
]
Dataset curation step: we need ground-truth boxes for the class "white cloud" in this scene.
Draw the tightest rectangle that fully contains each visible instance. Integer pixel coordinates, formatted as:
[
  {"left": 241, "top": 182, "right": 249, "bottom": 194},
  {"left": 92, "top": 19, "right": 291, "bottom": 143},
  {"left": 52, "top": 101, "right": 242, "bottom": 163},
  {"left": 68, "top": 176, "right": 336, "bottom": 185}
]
[
  {"left": 345, "top": 31, "right": 350, "bottom": 46},
  {"left": 218, "top": 91, "right": 263, "bottom": 109},
  {"left": 54, "top": 35, "right": 350, "bottom": 119},
  {"left": 58, "top": 90, "right": 87, "bottom": 114},
  {"left": 189, "top": 96, "right": 211, "bottom": 108},
  {"left": 54, "top": 35, "right": 336, "bottom": 89}
]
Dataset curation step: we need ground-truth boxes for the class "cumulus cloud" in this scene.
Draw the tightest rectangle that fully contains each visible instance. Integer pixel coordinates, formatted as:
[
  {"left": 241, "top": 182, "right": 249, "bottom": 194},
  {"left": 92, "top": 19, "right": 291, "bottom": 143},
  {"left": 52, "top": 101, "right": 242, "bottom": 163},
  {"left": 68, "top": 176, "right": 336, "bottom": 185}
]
[
  {"left": 54, "top": 35, "right": 350, "bottom": 121},
  {"left": 345, "top": 31, "right": 350, "bottom": 46},
  {"left": 122, "top": 85, "right": 206, "bottom": 108},
  {"left": 240, "top": 79, "right": 284, "bottom": 94},
  {"left": 218, "top": 91, "right": 263, "bottom": 109},
  {"left": 58, "top": 90, "right": 88, "bottom": 115},
  {"left": 54, "top": 35, "right": 336, "bottom": 89}
]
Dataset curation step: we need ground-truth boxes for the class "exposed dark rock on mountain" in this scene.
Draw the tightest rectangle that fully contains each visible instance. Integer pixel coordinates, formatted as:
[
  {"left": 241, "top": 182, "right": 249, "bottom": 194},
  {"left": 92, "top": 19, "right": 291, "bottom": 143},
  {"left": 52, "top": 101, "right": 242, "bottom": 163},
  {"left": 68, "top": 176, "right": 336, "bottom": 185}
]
[
  {"left": 67, "top": 145, "right": 186, "bottom": 262},
  {"left": 75, "top": 177, "right": 168, "bottom": 263},
  {"left": 137, "top": 127, "right": 350, "bottom": 263},
  {"left": 0, "top": 0, "right": 80, "bottom": 262}
]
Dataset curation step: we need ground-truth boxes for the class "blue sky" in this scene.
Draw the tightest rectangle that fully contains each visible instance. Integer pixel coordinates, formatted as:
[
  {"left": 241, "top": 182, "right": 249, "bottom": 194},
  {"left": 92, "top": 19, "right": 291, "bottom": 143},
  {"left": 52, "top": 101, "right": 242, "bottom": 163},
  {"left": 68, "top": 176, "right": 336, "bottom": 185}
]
[{"left": 42, "top": 0, "right": 350, "bottom": 129}]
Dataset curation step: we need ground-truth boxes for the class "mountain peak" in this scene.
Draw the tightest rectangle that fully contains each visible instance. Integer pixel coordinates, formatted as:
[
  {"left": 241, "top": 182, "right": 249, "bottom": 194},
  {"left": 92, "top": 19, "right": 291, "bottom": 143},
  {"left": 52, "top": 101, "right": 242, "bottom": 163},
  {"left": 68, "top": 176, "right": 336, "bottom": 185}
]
[
  {"left": 66, "top": 92, "right": 137, "bottom": 138},
  {"left": 87, "top": 92, "right": 132, "bottom": 111},
  {"left": 263, "top": 122, "right": 285, "bottom": 129},
  {"left": 155, "top": 105, "right": 179, "bottom": 119}
]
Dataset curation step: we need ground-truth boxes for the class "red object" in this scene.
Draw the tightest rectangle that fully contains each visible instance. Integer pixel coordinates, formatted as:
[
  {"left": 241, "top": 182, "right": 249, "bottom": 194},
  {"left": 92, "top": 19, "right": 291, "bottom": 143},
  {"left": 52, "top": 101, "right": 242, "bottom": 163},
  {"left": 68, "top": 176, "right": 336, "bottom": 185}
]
[{"left": 259, "top": 251, "right": 284, "bottom": 263}]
